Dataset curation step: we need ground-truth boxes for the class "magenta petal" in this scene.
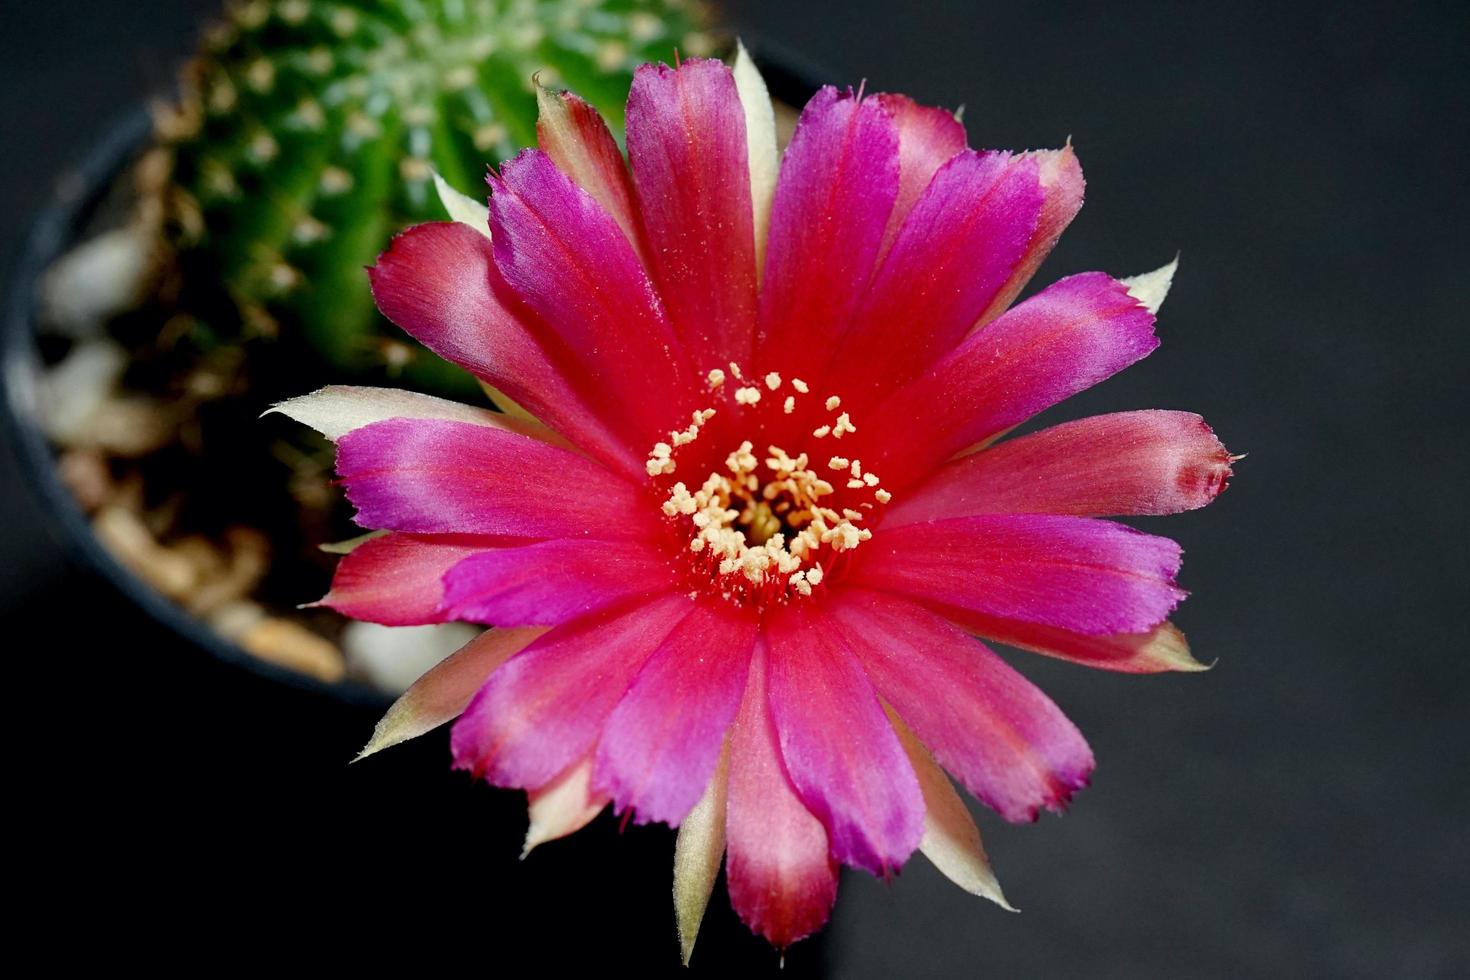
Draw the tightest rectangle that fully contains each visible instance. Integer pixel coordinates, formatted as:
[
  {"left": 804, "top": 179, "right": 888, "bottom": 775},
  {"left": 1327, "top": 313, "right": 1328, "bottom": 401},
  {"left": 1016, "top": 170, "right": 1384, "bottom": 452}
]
[
  {"left": 940, "top": 610, "right": 1205, "bottom": 674},
  {"left": 322, "top": 532, "right": 499, "bottom": 626},
  {"left": 852, "top": 514, "right": 1185, "bottom": 636},
  {"left": 756, "top": 87, "right": 899, "bottom": 384},
  {"left": 875, "top": 93, "right": 968, "bottom": 258},
  {"left": 831, "top": 589, "right": 1094, "bottom": 822},
  {"left": 450, "top": 595, "right": 692, "bottom": 789},
  {"left": 593, "top": 601, "right": 758, "bottom": 825},
  {"left": 979, "top": 145, "right": 1086, "bottom": 325},
  {"left": 537, "top": 87, "right": 648, "bottom": 261},
  {"left": 863, "top": 272, "right": 1160, "bottom": 485},
  {"left": 335, "top": 418, "right": 657, "bottom": 540},
  {"left": 627, "top": 60, "right": 759, "bottom": 366},
  {"left": 440, "top": 539, "right": 673, "bottom": 627},
  {"left": 367, "top": 222, "right": 635, "bottom": 476},
  {"left": 764, "top": 602, "right": 924, "bottom": 875},
  {"left": 829, "top": 150, "right": 1044, "bottom": 409},
  {"left": 887, "top": 410, "right": 1235, "bottom": 525},
  {"left": 489, "top": 150, "right": 695, "bottom": 443},
  {"left": 726, "top": 641, "right": 839, "bottom": 949}
]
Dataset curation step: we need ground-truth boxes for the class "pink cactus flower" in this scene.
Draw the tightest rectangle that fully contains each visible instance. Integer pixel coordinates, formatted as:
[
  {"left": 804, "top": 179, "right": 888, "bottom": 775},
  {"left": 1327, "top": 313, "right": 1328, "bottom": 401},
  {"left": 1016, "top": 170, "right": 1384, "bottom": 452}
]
[{"left": 274, "top": 49, "right": 1234, "bottom": 959}]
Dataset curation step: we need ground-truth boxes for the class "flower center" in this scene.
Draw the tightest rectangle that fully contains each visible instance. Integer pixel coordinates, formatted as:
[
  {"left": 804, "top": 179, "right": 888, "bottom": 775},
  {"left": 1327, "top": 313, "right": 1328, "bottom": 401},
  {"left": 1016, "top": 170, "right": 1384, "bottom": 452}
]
[{"left": 645, "top": 365, "right": 893, "bottom": 606}]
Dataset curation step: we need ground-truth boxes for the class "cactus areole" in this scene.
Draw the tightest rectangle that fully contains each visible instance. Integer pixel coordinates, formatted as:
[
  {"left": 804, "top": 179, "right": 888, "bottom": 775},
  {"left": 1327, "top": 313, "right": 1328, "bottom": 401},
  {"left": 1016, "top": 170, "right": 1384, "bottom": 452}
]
[{"left": 147, "top": 0, "right": 710, "bottom": 395}]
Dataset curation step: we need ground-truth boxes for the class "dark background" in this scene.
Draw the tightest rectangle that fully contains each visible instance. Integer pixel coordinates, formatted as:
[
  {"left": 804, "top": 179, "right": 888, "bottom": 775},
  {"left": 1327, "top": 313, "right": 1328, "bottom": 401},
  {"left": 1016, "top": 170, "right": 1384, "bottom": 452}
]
[{"left": 3, "top": 1, "right": 1466, "bottom": 975}]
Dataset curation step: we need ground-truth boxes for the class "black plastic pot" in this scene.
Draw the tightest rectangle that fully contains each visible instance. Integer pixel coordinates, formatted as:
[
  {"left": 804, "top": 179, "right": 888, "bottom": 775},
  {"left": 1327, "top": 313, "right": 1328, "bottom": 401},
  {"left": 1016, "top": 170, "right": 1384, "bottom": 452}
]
[
  {"left": 1, "top": 42, "right": 826, "bottom": 706},
  {"left": 0, "top": 108, "right": 392, "bottom": 706}
]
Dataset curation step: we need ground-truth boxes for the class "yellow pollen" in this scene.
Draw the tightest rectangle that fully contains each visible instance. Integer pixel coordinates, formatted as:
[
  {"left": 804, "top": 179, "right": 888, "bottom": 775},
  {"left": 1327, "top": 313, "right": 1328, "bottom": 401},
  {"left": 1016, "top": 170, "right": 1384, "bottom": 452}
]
[
  {"left": 650, "top": 382, "right": 890, "bottom": 603},
  {"left": 728, "top": 362, "right": 744, "bottom": 381}
]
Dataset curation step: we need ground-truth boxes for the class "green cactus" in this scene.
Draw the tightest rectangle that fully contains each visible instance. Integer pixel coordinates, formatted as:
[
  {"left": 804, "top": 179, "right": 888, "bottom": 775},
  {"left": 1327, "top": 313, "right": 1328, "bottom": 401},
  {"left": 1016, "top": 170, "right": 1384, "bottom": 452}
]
[{"left": 149, "top": 0, "right": 712, "bottom": 395}]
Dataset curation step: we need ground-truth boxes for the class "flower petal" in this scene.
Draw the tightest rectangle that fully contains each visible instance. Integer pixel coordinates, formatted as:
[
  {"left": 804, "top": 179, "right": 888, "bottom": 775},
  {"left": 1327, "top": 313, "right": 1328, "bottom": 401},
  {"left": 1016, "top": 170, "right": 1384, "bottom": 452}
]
[
  {"left": 627, "top": 59, "right": 759, "bottom": 365},
  {"left": 765, "top": 602, "right": 924, "bottom": 874},
  {"left": 490, "top": 150, "right": 695, "bottom": 444},
  {"left": 874, "top": 92, "right": 968, "bottom": 258},
  {"left": 431, "top": 170, "right": 490, "bottom": 237},
  {"left": 451, "top": 595, "right": 691, "bottom": 789},
  {"left": 355, "top": 625, "right": 546, "bottom": 761},
  {"left": 733, "top": 42, "right": 779, "bottom": 277},
  {"left": 941, "top": 611, "right": 1207, "bottom": 674},
  {"left": 976, "top": 145, "right": 1086, "bottom": 325},
  {"left": 267, "top": 384, "right": 563, "bottom": 447},
  {"left": 851, "top": 514, "right": 1185, "bottom": 636},
  {"left": 523, "top": 756, "right": 609, "bottom": 857},
  {"left": 335, "top": 418, "right": 657, "bottom": 540},
  {"left": 887, "top": 707, "right": 1014, "bottom": 910},
  {"left": 594, "top": 601, "right": 758, "bottom": 825},
  {"left": 322, "top": 532, "right": 500, "bottom": 626},
  {"left": 863, "top": 272, "right": 1159, "bottom": 486},
  {"left": 756, "top": 87, "right": 899, "bottom": 382},
  {"left": 535, "top": 83, "right": 646, "bottom": 259},
  {"left": 1121, "top": 255, "right": 1179, "bottom": 314},
  {"left": 673, "top": 742, "right": 729, "bottom": 966},
  {"left": 829, "top": 149, "right": 1044, "bottom": 408},
  {"left": 830, "top": 589, "right": 1094, "bottom": 822},
  {"left": 441, "top": 539, "right": 674, "bottom": 627},
  {"left": 885, "top": 410, "right": 1235, "bottom": 525},
  {"left": 726, "top": 641, "right": 838, "bottom": 949},
  {"left": 367, "top": 222, "right": 637, "bottom": 476}
]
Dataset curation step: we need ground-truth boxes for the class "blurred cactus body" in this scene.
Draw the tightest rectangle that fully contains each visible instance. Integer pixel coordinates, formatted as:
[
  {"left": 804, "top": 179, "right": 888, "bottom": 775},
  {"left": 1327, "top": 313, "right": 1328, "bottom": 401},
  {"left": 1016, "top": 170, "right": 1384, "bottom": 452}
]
[{"left": 151, "top": 0, "right": 710, "bottom": 393}]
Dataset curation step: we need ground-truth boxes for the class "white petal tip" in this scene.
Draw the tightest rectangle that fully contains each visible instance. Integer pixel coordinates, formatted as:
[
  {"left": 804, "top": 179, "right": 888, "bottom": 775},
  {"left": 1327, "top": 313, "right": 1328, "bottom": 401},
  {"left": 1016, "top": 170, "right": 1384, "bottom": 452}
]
[
  {"left": 432, "top": 170, "right": 492, "bottom": 238},
  {"left": 317, "top": 530, "right": 387, "bottom": 555},
  {"left": 1121, "top": 254, "right": 1180, "bottom": 315},
  {"left": 264, "top": 387, "right": 354, "bottom": 440},
  {"left": 1175, "top": 653, "right": 1214, "bottom": 672},
  {"left": 732, "top": 37, "right": 777, "bottom": 278},
  {"left": 987, "top": 887, "right": 1020, "bottom": 913},
  {"left": 939, "top": 861, "right": 1018, "bottom": 912}
]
